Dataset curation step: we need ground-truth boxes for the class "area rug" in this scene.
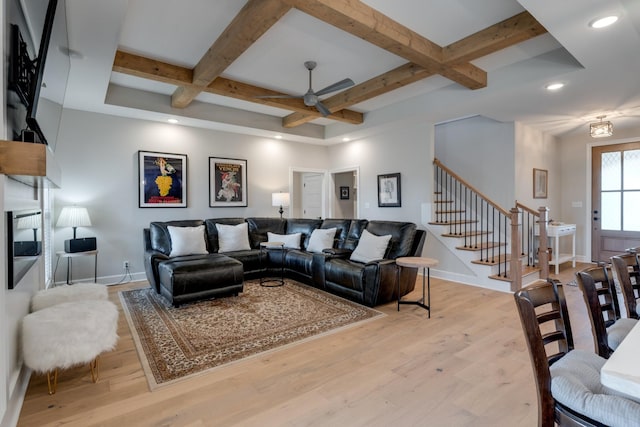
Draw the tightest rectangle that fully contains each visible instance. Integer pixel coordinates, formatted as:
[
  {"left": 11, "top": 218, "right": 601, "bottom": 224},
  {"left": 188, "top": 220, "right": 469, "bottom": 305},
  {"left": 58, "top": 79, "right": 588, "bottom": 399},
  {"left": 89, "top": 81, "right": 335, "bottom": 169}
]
[{"left": 119, "top": 279, "right": 384, "bottom": 390}]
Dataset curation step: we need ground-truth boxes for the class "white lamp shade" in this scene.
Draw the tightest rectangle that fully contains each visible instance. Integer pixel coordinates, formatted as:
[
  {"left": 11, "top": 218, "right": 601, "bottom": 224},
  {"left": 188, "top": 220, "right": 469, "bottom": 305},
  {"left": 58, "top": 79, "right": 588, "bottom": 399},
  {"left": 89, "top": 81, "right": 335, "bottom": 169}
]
[
  {"left": 272, "top": 192, "right": 290, "bottom": 208},
  {"left": 56, "top": 206, "right": 92, "bottom": 228},
  {"left": 17, "top": 213, "right": 41, "bottom": 229}
]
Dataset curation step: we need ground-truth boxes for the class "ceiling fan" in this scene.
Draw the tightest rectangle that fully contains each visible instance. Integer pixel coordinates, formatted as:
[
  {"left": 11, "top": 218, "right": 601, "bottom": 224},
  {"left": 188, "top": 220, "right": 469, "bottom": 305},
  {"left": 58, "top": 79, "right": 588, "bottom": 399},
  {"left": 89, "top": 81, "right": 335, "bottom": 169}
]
[{"left": 257, "top": 61, "right": 354, "bottom": 117}]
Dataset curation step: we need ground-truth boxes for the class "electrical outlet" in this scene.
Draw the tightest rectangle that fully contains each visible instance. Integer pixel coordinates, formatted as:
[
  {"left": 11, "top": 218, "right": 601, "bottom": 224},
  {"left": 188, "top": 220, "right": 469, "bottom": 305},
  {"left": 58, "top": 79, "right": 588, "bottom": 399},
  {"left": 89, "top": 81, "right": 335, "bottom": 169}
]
[{"left": 123, "top": 261, "right": 130, "bottom": 270}]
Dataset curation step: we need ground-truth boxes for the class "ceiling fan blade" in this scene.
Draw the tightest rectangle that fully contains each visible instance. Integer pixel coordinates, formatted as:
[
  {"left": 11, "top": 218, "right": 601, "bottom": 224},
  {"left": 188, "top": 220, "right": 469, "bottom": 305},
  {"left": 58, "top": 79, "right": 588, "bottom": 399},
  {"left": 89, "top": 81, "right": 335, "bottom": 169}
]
[
  {"left": 314, "top": 78, "right": 354, "bottom": 97},
  {"left": 315, "top": 100, "right": 331, "bottom": 117},
  {"left": 255, "top": 94, "right": 302, "bottom": 99}
]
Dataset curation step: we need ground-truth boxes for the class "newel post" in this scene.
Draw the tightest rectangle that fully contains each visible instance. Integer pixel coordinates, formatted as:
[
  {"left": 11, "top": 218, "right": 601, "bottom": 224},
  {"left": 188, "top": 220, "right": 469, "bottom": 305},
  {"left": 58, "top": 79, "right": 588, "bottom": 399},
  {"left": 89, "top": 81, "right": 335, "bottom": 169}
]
[
  {"left": 510, "top": 207, "right": 522, "bottom": 291},
  {"left": 538, "top": 207, "right": 550, "bottom": 279}
]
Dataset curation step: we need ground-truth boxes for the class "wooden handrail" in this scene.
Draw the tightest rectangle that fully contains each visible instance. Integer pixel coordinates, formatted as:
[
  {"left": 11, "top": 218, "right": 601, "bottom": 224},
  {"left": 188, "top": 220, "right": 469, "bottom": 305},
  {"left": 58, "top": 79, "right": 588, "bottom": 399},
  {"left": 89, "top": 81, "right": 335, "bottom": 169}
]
[
  {"left": 434, "top": 158, "right": 510, "bottom": 216},
  {"left": 516, "top": 200, "right": 539, "bottom": 217}
]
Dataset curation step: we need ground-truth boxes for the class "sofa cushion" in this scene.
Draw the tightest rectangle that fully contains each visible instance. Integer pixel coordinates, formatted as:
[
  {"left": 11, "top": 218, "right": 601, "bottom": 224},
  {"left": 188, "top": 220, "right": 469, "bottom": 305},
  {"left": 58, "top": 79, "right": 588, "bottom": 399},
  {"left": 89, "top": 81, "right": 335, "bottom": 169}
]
[
  {"left": 246, "top": 217, "right": 286, "bottom": 248},
  {"left": 366, "top": 221, "right": 416, "bottom": 259},
  {"left": 168, "top": 225, "right": 208, "bottom": 257},
  {"left": 344, "top": 220, "right": 369, "bottom": 251},
  {"left": 216, "top": 223, "right": 251, "bottom": 252},
  {"left": 285, "top": 218, "right": 323, "bottom": 249},
  {"left": 150, "top": 220, "right": 204, "bottom": 255},
  {"left": 267, "top": 232, "right": 301, "bottom": 249},
  {"left": 350, "top": 229, "right": 392, "bottom": 263},
  {"left": 307, "top": 228, "right": 337, "bottom": 253},
  {"left": 204, "top": 218, "right": 246, "bottom": 253}
]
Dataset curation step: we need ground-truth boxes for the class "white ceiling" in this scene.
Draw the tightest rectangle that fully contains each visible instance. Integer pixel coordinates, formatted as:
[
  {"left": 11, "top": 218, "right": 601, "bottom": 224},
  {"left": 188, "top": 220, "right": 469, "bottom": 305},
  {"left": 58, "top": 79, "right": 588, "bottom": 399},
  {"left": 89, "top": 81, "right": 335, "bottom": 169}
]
[{"left": 61, "top": 0, "right": 640, "bottom": 144}]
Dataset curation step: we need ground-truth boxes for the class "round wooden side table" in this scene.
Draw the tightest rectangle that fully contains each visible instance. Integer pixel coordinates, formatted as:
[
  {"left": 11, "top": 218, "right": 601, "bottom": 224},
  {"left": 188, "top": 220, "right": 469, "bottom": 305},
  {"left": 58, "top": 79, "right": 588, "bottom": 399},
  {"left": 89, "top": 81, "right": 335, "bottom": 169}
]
[{"left": 395, "top": 256, "right": 438, "bottom": 317}]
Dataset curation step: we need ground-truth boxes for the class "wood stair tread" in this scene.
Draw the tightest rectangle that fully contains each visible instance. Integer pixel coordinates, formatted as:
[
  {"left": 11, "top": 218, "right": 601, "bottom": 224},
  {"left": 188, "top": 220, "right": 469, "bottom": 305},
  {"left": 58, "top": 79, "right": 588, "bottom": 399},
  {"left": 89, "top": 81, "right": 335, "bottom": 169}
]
[
  {"left": 489, "top": 265, "right": 540, "bottom": 282},
  {"left": 435, "top": 210, "right": 465, "bottom": 214},
  {"left": 429, "top": 220, "right": 477, "bottom": 225},
  {"left": 441, "top": 231, "right": 492, "bottom": 238}
]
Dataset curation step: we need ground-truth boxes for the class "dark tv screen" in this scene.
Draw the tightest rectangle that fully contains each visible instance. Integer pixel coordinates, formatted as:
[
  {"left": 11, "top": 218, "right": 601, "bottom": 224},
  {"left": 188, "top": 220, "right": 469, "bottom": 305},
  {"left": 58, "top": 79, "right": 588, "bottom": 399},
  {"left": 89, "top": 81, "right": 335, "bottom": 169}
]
[{"left": 6, "top": 210, "right": 42, "bottom": 290}]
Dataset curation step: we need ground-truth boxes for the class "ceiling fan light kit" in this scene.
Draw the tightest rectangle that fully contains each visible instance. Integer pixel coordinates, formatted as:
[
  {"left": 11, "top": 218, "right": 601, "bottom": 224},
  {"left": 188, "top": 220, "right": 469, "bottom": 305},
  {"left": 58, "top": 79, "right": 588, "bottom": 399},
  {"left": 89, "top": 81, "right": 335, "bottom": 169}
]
[
  {"left": 590, "top": 116, "right": 613, "bottom": 138},
  {"left": 257, "top": 61, "right": 354, "bottom": 117}
]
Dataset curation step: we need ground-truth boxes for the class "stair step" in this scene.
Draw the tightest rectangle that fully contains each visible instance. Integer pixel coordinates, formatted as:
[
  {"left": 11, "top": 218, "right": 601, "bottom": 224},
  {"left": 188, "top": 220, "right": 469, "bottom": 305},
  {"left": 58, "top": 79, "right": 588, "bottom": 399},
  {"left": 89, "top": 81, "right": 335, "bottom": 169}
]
[
  {"left": 429, "top": 219, "right": 477, "bottom": 226},
  {"left": 489, "top": 265, "right": 540, "bottom": 282},
  {"left": 471, "top": 253, "right": 512, "bottom": 265},
  {"left": 433, "top": 200, "right": 453, "bottom": 204},
  {"left": 441, "top": 231, "right": 492, "bottom": 238},
  {"left": 435, "top": 210, "right": 465, "bottom": 215},
  {"left": 458, "top": 242, "right": 506, "bottom": 252}
]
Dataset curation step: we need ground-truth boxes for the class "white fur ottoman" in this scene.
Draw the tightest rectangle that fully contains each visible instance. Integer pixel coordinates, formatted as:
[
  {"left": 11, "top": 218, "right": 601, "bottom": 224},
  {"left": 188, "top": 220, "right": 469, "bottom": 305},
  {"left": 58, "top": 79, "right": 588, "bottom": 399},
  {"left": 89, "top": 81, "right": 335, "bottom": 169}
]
[
  {"left": 31, "top": 283, "right": 107, "bottom": 312},
  {"left": 22, "top": 300, "right": 119, "bottom": 394}
]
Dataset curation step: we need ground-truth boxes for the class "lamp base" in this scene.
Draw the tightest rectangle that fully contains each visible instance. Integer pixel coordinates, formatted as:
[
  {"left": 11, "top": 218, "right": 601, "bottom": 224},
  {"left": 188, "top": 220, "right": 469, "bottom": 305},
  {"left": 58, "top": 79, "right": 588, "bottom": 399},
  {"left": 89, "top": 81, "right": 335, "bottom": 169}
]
[{"left": 64, "top": 237, "right": 96, "bottom": 253}]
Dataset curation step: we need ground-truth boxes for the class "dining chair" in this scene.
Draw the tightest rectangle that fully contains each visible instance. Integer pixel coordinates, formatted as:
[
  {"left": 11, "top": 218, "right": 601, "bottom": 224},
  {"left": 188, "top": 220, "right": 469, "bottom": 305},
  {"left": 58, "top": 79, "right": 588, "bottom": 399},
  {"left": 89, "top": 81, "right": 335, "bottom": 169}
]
[
  {"left": 611, "top": 253, "right": 640, "bottom": 319},
  {"left": 576, "top": 266, "right": 637, "bottom": 358},
  {"left": 514, "top": 278, "right": 640, "bottom": 427}
]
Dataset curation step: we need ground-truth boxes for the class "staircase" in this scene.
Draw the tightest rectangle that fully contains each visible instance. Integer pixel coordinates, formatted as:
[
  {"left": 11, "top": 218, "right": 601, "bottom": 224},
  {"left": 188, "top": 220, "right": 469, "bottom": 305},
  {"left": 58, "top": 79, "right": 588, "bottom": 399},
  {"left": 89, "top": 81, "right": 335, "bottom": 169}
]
[{"left": 426, "top": 159, "right": 550, "bottom": 292}]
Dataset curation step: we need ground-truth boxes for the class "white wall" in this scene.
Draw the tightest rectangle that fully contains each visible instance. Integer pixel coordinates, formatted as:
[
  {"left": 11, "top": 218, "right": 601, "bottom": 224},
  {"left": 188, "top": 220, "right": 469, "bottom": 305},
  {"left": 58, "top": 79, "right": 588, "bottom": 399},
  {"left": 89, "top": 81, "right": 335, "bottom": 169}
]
[
  {"left": 52, "top": 109, "right": 330, "bottom": 282},
  {"left": 327, "top": 122, "right": 434, "bottom": 228},
  {"left": 435, "top": 116, "right": 516, "bottom": 208}
]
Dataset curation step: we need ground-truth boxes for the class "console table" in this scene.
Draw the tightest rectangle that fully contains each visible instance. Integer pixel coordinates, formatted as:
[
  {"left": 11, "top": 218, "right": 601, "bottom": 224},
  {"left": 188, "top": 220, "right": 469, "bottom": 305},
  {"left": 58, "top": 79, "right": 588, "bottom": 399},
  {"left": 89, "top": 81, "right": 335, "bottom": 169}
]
[
  {"left": 535, "top": 224, "right": 576, "bottom": 275},
  {"left": 55, "top": 250, "right": 98, "bottom": 284}
]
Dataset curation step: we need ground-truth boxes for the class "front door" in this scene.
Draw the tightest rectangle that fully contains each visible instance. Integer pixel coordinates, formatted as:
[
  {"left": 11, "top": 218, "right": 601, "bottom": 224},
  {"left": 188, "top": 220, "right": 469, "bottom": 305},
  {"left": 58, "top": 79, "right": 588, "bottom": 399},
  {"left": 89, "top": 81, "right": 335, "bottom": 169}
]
[{"left": 592, "top": 142, "right": 640, "bottom": 262}]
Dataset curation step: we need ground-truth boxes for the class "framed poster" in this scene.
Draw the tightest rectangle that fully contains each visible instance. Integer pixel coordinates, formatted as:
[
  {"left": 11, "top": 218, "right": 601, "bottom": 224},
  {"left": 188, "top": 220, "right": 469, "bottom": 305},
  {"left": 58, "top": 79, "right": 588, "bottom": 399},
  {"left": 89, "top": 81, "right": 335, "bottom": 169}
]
[
  {"left": 533, "top": 168, "right": 548, "bottom": 199},
  {"left": 209, "top": 157, "right": 248, "bottom": 207},
  {"left": 378, "top": 173, "right": 401, "bottom": 207},
  {"left": 340, "top": 186, "right": 349, "bottom": 200},
  {"left": 138, "top": 151, "right": 187, "bottom": 207}
]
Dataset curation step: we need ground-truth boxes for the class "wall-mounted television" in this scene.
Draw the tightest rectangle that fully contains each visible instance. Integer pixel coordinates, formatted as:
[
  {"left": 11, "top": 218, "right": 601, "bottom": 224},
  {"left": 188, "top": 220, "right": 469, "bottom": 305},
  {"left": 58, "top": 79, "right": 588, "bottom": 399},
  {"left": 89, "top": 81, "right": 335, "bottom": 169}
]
[
  {"left": 6, "top": 0, "right": 70, "bottom": 151},
  {"left": 6, "top": 210, "right": 42, "bottom": 290}
]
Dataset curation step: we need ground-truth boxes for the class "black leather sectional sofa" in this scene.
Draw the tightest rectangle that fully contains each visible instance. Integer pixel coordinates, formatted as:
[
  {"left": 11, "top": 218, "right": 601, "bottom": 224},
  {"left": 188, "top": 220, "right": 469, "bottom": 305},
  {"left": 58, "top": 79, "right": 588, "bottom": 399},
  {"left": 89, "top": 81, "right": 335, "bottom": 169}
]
[{"left": 143, "top": 217, "right": 426, "bottom": 307}]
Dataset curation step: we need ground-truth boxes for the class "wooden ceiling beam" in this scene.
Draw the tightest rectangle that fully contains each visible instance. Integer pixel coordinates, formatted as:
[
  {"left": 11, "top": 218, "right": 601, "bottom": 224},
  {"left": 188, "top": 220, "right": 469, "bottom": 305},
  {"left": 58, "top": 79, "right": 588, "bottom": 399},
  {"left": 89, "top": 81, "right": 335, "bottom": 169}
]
[
  {"left": 291, "top": 0, "right": 487, "bottom": 90},
  {"left": 443, "top": 11, "right": 548, "bottom": 65},
  {"left": 282, "top": 10, "right": 549, "bottom": 128},
  {"left": 170, "top": 0, "right": 293, "bottom": 109},
  {"left": 112, "top": 50, "right": 363, "bottom": 125}
]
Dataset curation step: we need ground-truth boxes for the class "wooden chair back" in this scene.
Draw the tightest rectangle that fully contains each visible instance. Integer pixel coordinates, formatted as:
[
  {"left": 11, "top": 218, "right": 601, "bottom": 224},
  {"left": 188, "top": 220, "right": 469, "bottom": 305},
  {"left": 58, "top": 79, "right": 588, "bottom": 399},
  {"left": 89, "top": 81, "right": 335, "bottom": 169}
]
[
  {"left": 576, "top": 266, "right": 618, "bottom": 358},
  {"left": 514, "top": 279, "right": 574, "bottom": 427},
  {"left": 612, "top": 253, "right": 640, "bottom": 319}
]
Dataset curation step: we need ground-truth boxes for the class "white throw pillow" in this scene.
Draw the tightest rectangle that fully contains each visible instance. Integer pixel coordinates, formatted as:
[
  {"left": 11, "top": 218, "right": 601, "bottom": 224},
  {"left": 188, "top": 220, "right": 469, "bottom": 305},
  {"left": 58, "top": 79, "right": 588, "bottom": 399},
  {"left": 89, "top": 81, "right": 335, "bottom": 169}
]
[
  {"left": 267, "top": 232, "right": 301, "bottom": 249},
  {"left": 306, "top": 228, "right": 337, "bottom": 253},
  {"left": 167, "top": 225, "right": 208, "bottom": 257},
  {"left": 350, "top": 229, "right": 392, "bottom": 263},
  {"left": 216, "top": 222, "right": 251, "bottom": 252}
]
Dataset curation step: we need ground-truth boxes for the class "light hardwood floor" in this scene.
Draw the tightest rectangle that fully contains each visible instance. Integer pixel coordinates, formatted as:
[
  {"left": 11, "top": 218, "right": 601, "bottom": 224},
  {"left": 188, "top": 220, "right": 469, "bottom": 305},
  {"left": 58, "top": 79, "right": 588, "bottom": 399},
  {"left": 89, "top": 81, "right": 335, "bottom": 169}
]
[{"left": 17, "top": 264, "right": 594, "bottom": 427}]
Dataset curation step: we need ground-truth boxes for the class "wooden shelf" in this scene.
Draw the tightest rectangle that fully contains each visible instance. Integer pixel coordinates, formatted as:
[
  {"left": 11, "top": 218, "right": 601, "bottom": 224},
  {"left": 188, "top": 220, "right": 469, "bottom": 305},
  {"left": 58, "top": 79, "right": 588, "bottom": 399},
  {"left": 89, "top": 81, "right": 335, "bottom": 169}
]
[{"left": 0, "top": 140, "right": 61, "bottom": 187}]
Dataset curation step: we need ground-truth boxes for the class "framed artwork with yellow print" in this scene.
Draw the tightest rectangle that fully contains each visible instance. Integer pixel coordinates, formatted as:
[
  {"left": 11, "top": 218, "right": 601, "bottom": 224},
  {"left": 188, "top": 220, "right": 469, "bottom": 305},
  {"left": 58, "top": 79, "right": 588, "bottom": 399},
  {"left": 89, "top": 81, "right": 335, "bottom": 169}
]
[{"left": 138, "top": 151, "right": 187, "bottom": 208}]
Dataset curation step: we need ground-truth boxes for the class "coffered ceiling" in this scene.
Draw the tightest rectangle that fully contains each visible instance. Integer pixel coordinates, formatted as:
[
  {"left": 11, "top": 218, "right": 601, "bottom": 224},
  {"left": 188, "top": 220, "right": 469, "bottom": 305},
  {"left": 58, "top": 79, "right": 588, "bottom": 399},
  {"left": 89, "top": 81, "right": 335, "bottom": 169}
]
[{"left": 61, "top": 0, "right": 640, "bottom": 143}]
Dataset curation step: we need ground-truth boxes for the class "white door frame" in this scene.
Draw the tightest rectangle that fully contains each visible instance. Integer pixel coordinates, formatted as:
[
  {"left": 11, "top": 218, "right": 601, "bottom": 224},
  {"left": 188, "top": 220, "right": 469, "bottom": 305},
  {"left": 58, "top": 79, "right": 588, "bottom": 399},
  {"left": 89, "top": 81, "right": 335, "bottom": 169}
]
[
  {"left": 289, "top": 167, "right": 328, "bottom": 218},
  {"left": 329, "top": 166, "right": 360, "bottom": 218}
]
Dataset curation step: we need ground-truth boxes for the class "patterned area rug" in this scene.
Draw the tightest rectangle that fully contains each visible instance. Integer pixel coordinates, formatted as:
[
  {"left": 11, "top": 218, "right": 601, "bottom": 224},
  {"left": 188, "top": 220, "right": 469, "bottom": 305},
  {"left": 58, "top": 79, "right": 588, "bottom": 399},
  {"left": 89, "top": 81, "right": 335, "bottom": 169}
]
[{"left": 119, "top": 279, "right": 384, "bottom": 390}]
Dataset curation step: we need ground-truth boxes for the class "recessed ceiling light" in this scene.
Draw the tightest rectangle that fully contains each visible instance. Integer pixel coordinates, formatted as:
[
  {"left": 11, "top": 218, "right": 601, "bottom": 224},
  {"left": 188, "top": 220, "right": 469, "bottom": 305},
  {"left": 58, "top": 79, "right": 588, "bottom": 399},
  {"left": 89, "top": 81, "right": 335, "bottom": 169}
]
[
  {"left": 342, "top": 137, "right": 350, "bottom": 142},
  {"left": 589, "top": 15, "right": 619, "bottom": 29},
  {"left": 167, "top": 118, "right": 178, "bottom": 124},
  {"left": 545, "top": 82, "right": 564, "bottom": 91},
  {"left": 275, "top": 135, "right": 282, "bottom": 139}
]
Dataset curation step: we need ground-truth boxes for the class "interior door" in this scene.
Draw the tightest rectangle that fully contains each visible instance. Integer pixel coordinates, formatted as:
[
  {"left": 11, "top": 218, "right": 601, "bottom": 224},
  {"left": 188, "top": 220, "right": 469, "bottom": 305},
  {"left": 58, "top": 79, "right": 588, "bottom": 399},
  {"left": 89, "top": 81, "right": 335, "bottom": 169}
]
[
  {"left": 302, "top": 173, "right": 323, "bottom": 219},
  {"left": 592, "top": 142, "right": 640, "bottom": 262}
]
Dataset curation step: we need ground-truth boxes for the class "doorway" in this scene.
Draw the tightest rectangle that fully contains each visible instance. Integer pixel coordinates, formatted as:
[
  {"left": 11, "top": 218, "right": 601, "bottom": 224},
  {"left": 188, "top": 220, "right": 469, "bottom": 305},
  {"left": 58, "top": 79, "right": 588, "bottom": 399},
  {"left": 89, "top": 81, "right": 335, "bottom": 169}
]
[
  {"left": 289, "top": 167, "right": 327, "bottom": 219},
  {"left": 330, "top": 167, "right": 359, "bottom": 219},
  {"left": 591, "top": 142, "right": 640, "bottom": 262}
]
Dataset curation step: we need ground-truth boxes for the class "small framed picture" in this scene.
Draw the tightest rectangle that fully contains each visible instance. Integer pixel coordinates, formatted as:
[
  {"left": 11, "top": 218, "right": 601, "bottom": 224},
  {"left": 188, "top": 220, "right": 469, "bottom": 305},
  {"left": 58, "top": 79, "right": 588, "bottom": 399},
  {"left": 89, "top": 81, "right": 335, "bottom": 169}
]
[
  {"left": 533, "top": 168, "right": 548, "bottom": 199},
  {"left": 209, "top": 157, "right": 248, "bottom": 207},
  {"left": 340, "top": 186, "right": 349, "bottom": 200},
  {"left": 378, "top": 173, "right": 401, "bottom": 207},
  {"left": 138, "top": 151, "right": 187, "bottom": 208}
]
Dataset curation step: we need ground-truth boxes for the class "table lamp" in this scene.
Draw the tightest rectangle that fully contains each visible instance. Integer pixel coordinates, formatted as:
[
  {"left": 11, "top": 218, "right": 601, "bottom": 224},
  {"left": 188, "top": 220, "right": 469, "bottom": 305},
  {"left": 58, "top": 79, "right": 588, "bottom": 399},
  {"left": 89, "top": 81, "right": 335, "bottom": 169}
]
[
  {"left": 57, "top": 206, "right": 96, "bottom": 252},
  {"left": 272, "top": 192, "right": 290, "bottom": 219}
]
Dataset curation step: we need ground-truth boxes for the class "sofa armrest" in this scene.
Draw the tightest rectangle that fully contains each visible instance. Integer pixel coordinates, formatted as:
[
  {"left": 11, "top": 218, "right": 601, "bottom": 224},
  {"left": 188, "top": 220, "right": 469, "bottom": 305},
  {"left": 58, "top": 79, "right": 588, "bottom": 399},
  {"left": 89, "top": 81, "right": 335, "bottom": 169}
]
[{"left": 143, "top": 249, "right": 170, "bottom": 293}]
